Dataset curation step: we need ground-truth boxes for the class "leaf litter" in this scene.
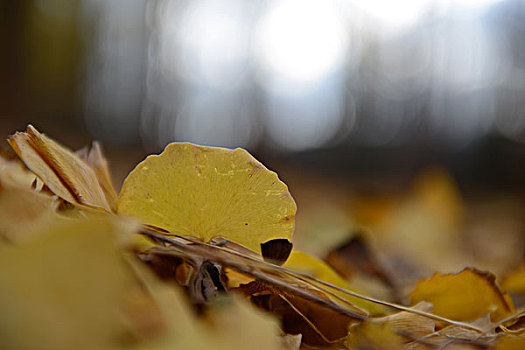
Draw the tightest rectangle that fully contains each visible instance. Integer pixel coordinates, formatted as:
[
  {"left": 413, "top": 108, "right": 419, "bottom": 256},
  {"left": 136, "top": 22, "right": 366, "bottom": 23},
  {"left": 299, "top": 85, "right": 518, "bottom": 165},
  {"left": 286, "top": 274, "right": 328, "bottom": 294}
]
[{"left": 0, "top": 125, "right": 524, "bottom": 349}]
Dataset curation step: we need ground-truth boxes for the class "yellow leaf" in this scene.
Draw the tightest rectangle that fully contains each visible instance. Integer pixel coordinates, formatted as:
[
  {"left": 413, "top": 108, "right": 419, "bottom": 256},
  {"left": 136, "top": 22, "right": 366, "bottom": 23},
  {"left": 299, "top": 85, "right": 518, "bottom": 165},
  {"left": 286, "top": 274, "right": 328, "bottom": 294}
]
[
  {"left": 8, "top": 125, "right": 111, "bottom": 212},
  {"left": 347, "top": 322, "right": 405, "bottom": 350},
  {"left": 284, "top": 251, "right": 386, "bottom": 315},
  {"left": 501, "top": 267, "right": 525, "bottom": 295},
  {"left": 117, "top": 142, "right": 296, "bottom": 254},
  {"left": 495, "top": 336, "right": 525, "bottom": 350},
  {"left": 409, "top": 268, "right": 514, "bottom": 322},
  {"left": 0, "top": 217, "right": 131, "bottom": 349},
  {"left": 412, "top": 166, "right": 464, "bottom": 230}
]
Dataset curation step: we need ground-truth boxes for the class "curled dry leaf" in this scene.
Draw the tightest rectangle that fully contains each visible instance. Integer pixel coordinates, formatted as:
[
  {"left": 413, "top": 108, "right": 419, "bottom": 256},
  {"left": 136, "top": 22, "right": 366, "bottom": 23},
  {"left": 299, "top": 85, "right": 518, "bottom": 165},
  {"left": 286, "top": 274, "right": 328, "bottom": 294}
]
[
  {"left": 8, "top": 125, "right": 112, "bottom": 212},
  {"left": 410, "top": 268, "right": 515, "bottom": 322},
  {"left": 117, "top": 142, "right": 297, "bottom": 254},
  {"left": 75, "top": 141, "right": 118, "bottom": 210}
]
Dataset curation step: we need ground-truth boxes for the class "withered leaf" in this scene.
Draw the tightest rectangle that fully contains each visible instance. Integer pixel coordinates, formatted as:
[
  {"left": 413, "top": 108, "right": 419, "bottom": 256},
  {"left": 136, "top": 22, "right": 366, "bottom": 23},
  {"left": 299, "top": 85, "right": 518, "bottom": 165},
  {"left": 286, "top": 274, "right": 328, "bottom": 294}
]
[
  {"left": 8, "top": 125, "right": 111, "bottom": 212},
  {"left": 75, "top": 141, "right": 118, "bottom": 210},
  {"left": 240, "top": 279, "right": 356, "bottom": 347},
  {"left": 261, "top": 238, "right": 293, "bottom": 266}
]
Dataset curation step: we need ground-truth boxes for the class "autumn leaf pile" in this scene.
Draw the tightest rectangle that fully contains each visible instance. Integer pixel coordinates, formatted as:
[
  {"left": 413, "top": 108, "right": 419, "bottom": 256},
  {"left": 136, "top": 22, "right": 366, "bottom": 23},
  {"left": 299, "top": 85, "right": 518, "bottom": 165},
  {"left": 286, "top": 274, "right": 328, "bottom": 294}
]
[{"left": 1, "top": 125, "right": 524, "bottom": 349}]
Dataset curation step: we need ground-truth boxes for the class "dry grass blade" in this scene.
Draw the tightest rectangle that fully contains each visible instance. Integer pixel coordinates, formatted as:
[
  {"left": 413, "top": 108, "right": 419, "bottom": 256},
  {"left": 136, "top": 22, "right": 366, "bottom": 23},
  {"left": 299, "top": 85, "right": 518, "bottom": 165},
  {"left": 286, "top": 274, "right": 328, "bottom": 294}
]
[
  {"left": 138, "top": 229, "right": 501, "bottom": 337},
  {"left": 139, "top": 229, "right": 368, "bottom": 321}
]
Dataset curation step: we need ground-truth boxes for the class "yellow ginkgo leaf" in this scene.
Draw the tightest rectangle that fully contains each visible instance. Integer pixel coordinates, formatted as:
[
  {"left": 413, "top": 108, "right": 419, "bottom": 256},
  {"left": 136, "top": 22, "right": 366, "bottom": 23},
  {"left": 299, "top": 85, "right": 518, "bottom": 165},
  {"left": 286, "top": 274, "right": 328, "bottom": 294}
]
[
  {"left": 117, "top": 143, "right": 296, "bottom": 254},
  {"left": 409, "top": 268, "right": 514, "bottom": 322},
  {"left": 283, "top": 251, "right": 386, "bottom": 315},
  {"left": 501, "top": 267, "right": 525, "bottom": 295},
  {"left": 8, "top": 125, "right": 111, "bottom": 212}
]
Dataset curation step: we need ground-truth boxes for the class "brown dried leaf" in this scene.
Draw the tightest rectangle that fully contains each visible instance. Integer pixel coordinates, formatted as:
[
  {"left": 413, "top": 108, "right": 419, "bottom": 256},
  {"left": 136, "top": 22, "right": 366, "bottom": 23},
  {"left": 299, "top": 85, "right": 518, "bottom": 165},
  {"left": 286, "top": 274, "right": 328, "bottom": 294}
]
[{"left": 242, "top": 280, "right": 356, "bottom": 347}]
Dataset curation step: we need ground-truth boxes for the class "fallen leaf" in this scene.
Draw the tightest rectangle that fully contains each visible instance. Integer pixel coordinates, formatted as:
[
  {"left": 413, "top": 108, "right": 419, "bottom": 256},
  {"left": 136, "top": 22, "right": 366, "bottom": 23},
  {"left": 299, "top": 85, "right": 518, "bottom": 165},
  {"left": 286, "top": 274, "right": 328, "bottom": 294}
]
[
  {"left": 420, "top": 314, "right": 497, "bottom": 348},
  {"left": 8, "top": 125, "right": 111, "bottom": 212},
  {"left": 281, "top": 334, "right": 302, "bottom": 350},
  {"left": 206, "top": 296, "right": 282, "bottom": 350},
  {"left": 410, "top": 268, "right": 514, "bottom": 322},
  {"left": 347, "top": 322, "right": 406, "bottom": 350},
  {"left": 502, "top": 267, "right": 525, "bottom": 296},
  {"left": 495, "top": 335, "right": 525, "bottom": 350},
  {"left": 375, "top": 301, "right": 435, "bottom": 339},
  {"left": 117, "top": 143, "right": 296, "bottom": 254},
  {"left": 76, "top": 141, "right": 118, "bottom": 210},
  {"left": 284, "top": 251, "right": 386, "bottom": 315},
  {"left": 261, "top": 238, "right": 293, "bottom": 265},
  {"left": 0, "top": 154, "right": 36, "bottom": 189},
  {"left": 0, "top": 185, "right": 59, "bottom": 243},
  {"left": 243, "top": 280, "right": 357, "bottom": 347},
  {"left": 0, "top": 217, "right": 132, "bottom": 349}
]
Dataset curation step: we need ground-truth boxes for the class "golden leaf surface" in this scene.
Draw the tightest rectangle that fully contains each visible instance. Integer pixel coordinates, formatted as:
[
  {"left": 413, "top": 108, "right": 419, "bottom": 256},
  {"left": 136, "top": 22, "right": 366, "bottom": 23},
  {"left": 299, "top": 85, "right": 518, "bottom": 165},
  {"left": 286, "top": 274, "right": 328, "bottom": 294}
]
[
  {"left": 117, "top": 143, "right": 296, "bottom": 253},
  {"left": 409, "top": 268, "right": 514, "bottom": 322},
  {"left": 8, "top": 125, "right": 111, "bottom": 212}
]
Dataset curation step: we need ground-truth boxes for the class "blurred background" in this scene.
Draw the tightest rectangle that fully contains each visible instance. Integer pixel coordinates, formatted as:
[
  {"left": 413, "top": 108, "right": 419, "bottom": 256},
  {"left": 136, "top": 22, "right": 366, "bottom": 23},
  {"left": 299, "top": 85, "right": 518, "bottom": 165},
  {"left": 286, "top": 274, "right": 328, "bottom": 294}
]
[
  {"left": 2, "top": 0, "right": 525, "bottom": 190},
  {"left": 2, "top": 0, "right": 525, "bottom": 288}
]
